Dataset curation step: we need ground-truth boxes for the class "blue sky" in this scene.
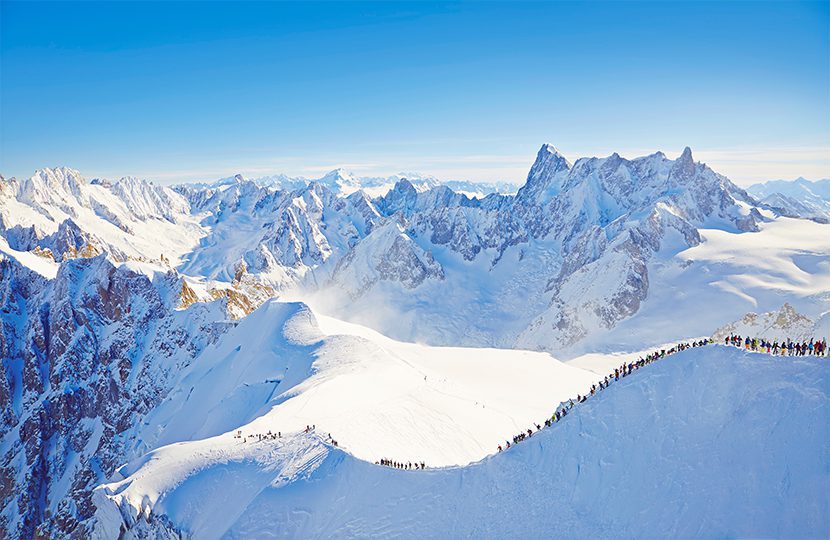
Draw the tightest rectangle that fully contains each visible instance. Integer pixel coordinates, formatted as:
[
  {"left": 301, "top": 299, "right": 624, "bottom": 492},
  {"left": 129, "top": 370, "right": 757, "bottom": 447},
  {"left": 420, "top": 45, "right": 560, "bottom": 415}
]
[{"left": 1, "top": 1, "right": 828, "bottom": 185}]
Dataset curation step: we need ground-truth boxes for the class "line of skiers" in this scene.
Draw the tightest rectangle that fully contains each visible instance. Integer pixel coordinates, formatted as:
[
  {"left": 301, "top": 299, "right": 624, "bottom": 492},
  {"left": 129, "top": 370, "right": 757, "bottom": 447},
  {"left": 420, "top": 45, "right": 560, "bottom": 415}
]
[
  {"left": 497, "top": 339, "right": 711, "bottom": 454},
  {"left": 377, "top": 458, "right": 427, "bottom": 470},
  {"left": 724, "top": 334, "right": 828, "bottom": 356},
  {"left": 238, "top": 333, "right": 825, "bottom": 464}
]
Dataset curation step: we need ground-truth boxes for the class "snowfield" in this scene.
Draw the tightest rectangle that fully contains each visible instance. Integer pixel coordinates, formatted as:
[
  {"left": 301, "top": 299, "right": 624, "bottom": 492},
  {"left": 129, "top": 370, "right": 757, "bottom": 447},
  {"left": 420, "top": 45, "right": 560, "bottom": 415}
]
[{"left": 95, "top": 345, "right": 830, "bottom": 539}]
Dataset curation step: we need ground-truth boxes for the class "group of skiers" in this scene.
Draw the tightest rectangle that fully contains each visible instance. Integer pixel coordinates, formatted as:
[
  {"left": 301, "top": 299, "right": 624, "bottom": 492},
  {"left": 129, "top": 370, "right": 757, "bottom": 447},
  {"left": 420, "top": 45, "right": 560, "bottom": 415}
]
[
  {"left": 236, "top": 425, "right": 340, "bottom": 447},
  {"left": 235, "top": 430, "right": 281, "bottom": 443},
  {"left": 497, "top": 339, "right": 711, "bottom": 454},
  {"left": 377, "top": 458, "right": 427, "bottom": 470},
  {"left": 724, "top": 334, "right": 828, "bottom": 356}
]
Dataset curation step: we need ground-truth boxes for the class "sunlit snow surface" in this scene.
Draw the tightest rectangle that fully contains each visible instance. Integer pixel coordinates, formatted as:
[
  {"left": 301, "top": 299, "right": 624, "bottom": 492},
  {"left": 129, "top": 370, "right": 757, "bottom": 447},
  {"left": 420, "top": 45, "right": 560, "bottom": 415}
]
[
  {"left": 95, "top": 345, "right": 829, "bottom": 539},
  {"left": 103, "top": 301, "right": 600, "bottom": 471},
  {"left": 560, "top": 217, "right": 830, "bottom": 358}
]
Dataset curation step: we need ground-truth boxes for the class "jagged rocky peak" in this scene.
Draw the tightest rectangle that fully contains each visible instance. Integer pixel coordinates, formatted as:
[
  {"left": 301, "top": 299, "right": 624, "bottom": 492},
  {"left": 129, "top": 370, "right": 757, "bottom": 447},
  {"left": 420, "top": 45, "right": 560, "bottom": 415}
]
[
  {"left": 34, "top": 166, "right": 86, "bottom": 186},
  {"left": 109, "top": 175, "right": 191, "bottom": 221},
  {"left": 18, "top": 166, "right": 86, "bottom": 204},
  {"left": 330, "top": 220, "right": 444, "bottom": 298},
  {"left": 515, "top": 143, "right": 572, "bottom": 202},
  {"left": 391, "top": 177, "right": 418, "bottom": 197},
  {"left": 669, "top": 146, "right": 696, "bottom": 180},
  {"left": 531, "top": 143, "right": 571, "bottom": 179},
  {"left": 376, "top": 178, "right": 420, "bottom": 216},
  {"left": 537, "top": 143, "right": 571, "bottom": 167}
]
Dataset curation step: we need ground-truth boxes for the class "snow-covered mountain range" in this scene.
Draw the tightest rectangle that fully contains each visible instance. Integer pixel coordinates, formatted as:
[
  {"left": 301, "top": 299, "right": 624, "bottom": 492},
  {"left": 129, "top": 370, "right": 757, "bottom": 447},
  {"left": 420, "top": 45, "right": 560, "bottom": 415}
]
[
  {"left": 185, "top": 169, "right": 519, "bottom": 199},
  {"left": 1, "top": 145, "right": 828, "bottom": 538},
  {"left": 747, "top": 177, "right": 830, "bottom": 223},
  {"left": 1, "top": 145, "right": 785, "bottom": 351}
]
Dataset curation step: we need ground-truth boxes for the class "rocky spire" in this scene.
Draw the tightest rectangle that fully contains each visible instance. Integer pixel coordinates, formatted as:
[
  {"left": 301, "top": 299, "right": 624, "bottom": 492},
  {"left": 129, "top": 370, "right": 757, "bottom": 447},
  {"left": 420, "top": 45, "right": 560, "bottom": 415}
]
[
  {"left": 670, "top": 146, "right": 696, "bottom": 181},
  {"left": 516, "top": 144, "right": 572, "bottom": 203}
]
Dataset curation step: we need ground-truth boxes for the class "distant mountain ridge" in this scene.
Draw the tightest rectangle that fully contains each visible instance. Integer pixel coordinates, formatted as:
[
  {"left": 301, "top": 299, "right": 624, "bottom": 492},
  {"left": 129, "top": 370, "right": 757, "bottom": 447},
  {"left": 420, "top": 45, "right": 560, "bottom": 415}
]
[
  {"left": 747, "top": 177, "right": 830, "bottom": 223},
  {"left": 181, "top": 169, "right": 520, "bottom": 198}
]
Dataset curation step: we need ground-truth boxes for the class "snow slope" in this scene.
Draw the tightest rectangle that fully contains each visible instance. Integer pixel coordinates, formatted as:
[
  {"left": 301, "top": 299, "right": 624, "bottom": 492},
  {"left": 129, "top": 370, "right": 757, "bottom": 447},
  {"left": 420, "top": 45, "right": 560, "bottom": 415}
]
[
  {"left": 95, "top": 345, "right": 829, "bottom": 538},
  {"left": 111, "top": 299, "right": 601, "bottom": 471},
  {"left": 0, "top": 236, "right": 59, "bottom": 279}
]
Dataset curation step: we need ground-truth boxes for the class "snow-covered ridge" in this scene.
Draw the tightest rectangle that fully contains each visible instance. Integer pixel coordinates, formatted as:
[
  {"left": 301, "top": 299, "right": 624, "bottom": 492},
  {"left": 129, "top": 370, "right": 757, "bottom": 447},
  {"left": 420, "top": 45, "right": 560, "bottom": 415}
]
[{"left": 94, "top": 345, "right": 829, "bottom": 538}]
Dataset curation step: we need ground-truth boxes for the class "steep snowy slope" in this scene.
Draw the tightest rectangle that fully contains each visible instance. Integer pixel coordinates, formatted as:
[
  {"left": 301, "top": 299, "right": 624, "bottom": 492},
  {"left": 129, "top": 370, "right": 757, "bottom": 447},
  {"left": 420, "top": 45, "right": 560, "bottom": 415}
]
[
  {"left": 99, "top": 298, "right": 601, "bottom": 471},
  {"left": 95, "top": 345, "right": 829, "bottom": 539}
]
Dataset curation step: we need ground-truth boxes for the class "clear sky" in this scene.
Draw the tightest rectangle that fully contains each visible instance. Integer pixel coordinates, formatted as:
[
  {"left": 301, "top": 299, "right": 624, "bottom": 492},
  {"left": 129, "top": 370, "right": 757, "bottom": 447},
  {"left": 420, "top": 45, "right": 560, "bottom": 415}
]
[{"left": 1, "top": 1, "right": 828, "bottom": 186}]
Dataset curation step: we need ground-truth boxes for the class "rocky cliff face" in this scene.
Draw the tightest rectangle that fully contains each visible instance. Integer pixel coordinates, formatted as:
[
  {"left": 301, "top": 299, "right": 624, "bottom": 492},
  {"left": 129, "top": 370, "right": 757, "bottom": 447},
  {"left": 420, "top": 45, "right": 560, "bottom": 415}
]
[{"left": 0, "top": 253, "right": 229, "bottom": 538}]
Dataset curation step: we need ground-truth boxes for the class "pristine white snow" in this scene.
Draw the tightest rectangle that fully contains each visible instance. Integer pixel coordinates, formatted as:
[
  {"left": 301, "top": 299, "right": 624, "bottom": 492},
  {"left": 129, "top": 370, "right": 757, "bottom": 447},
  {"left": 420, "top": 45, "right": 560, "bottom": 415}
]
[
  {"left": 95, "top": 345, "right": 829, "bottom": 538},
  {"left": 122, "top": 300, "right": 601, "bottom": 470}
]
